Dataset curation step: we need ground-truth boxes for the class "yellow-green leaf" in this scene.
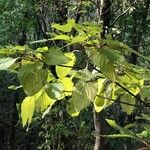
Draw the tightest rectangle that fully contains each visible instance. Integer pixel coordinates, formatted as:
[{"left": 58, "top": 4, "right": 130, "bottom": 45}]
[
  {"left": 36, "top": 92, "right": 55, "bottom": 112},
  {"left": 21, "top": 69, "right": 48, "bottom": 96},
  {"left": 94, "top": 93, "right": 106, "bottom": 112},
  {"left": 94, "top": 79, "right": 106, "bottom": 112},
  {"left": 21, "top": 96, "right": 35, "bottom": 127},
  {"left": 71, "top": 35, "right": 88, "bottom": 44},
  {"left": 61, "top": 77, "right": 74, "bottom": 96},
  {"left": 50, "top": 35, "right": 71, "bottom": 41},
  {"left": 56, "top": 52, "right": 76, "bottom": 79},
  {"left": 52, "top": 19, "right": 75, "bottom": 33}
]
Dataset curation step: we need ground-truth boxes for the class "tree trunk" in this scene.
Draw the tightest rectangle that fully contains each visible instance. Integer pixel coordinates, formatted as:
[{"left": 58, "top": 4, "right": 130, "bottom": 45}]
[
  {"left": 93, "top": 0, "right": 111, "bottom": 149},
  {"left": 94, "top": 110, "right": 109, "bottom": 150}
]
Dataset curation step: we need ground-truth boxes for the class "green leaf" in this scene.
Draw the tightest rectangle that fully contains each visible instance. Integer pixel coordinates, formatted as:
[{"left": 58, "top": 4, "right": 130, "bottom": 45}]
[
  {"left": 0, "top": 57, "right": 18, "bottom": 70},
  {"left": 66, "top": 103, "right": 80, "bottom": 117},
  {"left": 136, "top": 114, "right": 150, "bottom": 121},
  {"left": 56, "top": 52, "right": 76, "bottom": 79},
  {"left": 42, "top": 47, "right": 70, "bottom": 65},
  {"left": 103, "top": 39, "right": 150, "bottom": 62},
  {"left": 74, "top": 22, "right": 102, "bottom": 36},
  {"left": 100, "top": 46, "right": 125, "bottom": 63},
  {"left": 67, "top": 80, "right": 97, "bottom": 116},
  {"left": 52, "top": 19, "right": 75, "bottom": 32},
  {"left": 46, "top": 81, "right": 65, "bottom": 100},
  {"left": 85, "top": 82, "right": 98, "bottom": 101},
  {"left": 98, "top": 55, "right": 115, "bottom": 81},
  {"left": 21, "top": 96, "right": 35, "bottom": 127},
  {"left": 86, "top": 48, "right": 115, "bottom": 81},
  {"left": 141, "top": 85, "right": 150, "bottom": 99},
  {"left": 18, "top": 62, "right": 48, "bottom": 96},
  {"left": 120, "top": 93, "right": 135, "bottom": 114}
]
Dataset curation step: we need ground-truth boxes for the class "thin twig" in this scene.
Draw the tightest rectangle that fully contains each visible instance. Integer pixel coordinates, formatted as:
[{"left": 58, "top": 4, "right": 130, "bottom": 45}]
[
  {"left": 115, "top": 82, "right": 150, "bottom": 108},
  {"left": 96, "top": 95, "right": 141, "bottom": 108},
  {"left": 63, "top": 91, "right": 141, "bottom": 108},
  {"left": 110, "top": 0, "right": 137, "bottom": 27},
  {"left": 59, "top": 64, "right": 150, "bottom": 109}
]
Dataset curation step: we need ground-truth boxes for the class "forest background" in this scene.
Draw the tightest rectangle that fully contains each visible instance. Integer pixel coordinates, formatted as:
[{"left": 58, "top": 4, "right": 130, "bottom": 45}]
[{"left": 0, "top": 0, "right": 150, "bottom": 150}]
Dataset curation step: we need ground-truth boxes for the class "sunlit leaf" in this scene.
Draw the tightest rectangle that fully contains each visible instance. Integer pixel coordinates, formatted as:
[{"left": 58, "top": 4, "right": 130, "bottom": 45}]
[
  {"left": 21, "top": 96, "right": 35, "bottom": 127},
  {"left": 36, "top": 47, "right": 48, "bottom": 52},
  {"left": 52, "top": 19, "right": 75, "bottom": 32},
  {"left": 50, "top": 35, "right": 71, "bottom": 41},
  {"left": 36, "top": 92, "right": 55, "bottom": 112},
  {"left": 71, "top": 35, "right": 88, "bottom": 44},
  {"left": 61, "top": 77, "right": 74, "bottom": 96},
  {"left": 56, "top": 52, "right": 76, "bottom": 79},
  {"left": 94, "top": 79, "right": 106, "bottom": 112},
  {"left": 0, "top": 57, "right": 18, "bottom": 70}
]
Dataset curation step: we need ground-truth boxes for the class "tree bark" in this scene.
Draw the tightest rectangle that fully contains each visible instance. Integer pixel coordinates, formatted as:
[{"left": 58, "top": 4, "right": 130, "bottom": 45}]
[{"left": 93, "top": 0, "right": 111, "bottom": 150}]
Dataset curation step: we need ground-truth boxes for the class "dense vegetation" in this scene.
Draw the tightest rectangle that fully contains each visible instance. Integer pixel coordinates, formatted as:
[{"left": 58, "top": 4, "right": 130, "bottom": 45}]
[{"left": 0, "top": 0, "right": 150, "bottom": 150}]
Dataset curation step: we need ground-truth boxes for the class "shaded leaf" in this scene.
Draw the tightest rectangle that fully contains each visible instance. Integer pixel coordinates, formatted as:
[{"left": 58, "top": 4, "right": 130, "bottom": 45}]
[
  {"left": 46, "top": 81, "right": 64, "bottom": 100},
  {"left": 42, "top": 47, "right": 70, "bottom": 65},
  {"left": 18, "top": 61, "right": 48, "bottom": 96},
  {"left": 120, "top": 93, "right": 135, "bottom": 114},
  {"left": 67, "top": 80, "right": 97, "bottom": 116}
]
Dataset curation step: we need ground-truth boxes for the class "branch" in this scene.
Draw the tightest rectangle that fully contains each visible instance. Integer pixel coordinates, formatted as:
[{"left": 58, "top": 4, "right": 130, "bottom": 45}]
[
  {"left": 64, "top": 90, "right": 141, "bottom": 108},
  {"left": 96, "top": 95, "right": 141, "bottom": 108},
  {"left": 115, "top": 82, "right": 150, "bottom": 108}
]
